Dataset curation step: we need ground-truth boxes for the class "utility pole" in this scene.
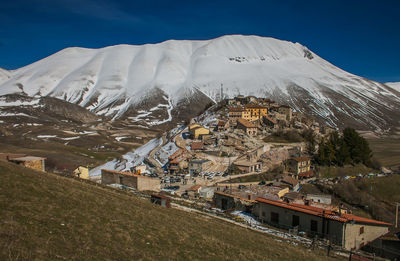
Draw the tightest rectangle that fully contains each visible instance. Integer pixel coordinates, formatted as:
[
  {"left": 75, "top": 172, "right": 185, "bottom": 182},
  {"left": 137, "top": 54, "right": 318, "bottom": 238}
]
[{"left": 396, "top": 202, "right": 399, "bottom": 228}]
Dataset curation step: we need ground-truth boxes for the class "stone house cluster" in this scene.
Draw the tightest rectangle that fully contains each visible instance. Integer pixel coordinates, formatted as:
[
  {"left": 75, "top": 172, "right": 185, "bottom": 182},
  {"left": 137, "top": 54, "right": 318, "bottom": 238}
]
[
  {"left": 226, "top": 96, "right": 293, "bottom": 137},
  {"left": 213, "top": 183, "right": 391, "bottom": 251}
]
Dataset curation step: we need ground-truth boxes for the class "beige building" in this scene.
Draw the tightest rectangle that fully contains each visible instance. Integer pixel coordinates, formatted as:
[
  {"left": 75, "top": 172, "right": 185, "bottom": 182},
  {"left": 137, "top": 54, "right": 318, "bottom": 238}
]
[
  {"left": 73, "top": 166, "right": 89, "bottom": 179},
  {"left": 244, "top": 105, "right": 268, "bottom": 121},
  {"left": 189, "top": 126, "right": 210, "bottom": 139},
  {"left": 288, "top": 156, "right": 313, "bottom": 179},
  {"left": 278, "top": 105, "right": 293, "bottom": 121},
  {"left": 101, "top": 169, "right": 160, "bottom": 192},
  {"left": 254, "top": 198, "right": 391, "bottom": 251},
  {"left": 9, "top": 156, "right": 46, "bottom": 172},
  {"left": 237, "top": 118, "right": 258, "bottom": 136}
]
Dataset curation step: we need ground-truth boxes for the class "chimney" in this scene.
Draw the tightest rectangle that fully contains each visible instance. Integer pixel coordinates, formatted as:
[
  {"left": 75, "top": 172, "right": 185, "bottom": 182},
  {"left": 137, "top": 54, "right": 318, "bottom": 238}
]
[{"left": 339, "top": 204, "right": 343, "bottom": 216}]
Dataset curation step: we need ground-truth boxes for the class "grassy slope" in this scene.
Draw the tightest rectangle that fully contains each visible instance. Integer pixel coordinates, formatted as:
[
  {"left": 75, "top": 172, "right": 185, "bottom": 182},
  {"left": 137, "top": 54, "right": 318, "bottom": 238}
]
[
  {"left": 367, "top": 136, "right": 400, "bottom": 168},
  {"left": 0, "top": 161, "right": 341, "bottom": 261}
]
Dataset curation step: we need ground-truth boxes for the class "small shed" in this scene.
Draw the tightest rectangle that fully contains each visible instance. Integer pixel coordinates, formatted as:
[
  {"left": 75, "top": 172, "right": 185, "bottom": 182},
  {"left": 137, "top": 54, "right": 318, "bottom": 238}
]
[{"left": 151, "top": 194, "right": 171, "bottom": 208}]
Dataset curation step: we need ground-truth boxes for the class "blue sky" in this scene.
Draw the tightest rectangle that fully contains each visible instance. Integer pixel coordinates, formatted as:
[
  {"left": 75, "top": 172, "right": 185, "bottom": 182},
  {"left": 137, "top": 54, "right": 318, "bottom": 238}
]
[{"left": 1, "top": 0, "right": 399, "bottom": 82}]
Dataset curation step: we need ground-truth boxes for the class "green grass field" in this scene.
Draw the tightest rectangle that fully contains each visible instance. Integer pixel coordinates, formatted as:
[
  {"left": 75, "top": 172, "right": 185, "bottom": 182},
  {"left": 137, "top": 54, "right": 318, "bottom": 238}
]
[{"left": 0, "top": 161, "right": 343, "bottom": 260}]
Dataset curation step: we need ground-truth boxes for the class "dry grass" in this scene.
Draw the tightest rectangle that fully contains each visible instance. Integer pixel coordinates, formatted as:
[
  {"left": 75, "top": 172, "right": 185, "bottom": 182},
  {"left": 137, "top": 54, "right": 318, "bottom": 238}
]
[
  {"left": 0, "top": 161, "right": 343, "bottom": 261},
  {"left": 367, "top": 136, "right": 400, "bottom": 168}
]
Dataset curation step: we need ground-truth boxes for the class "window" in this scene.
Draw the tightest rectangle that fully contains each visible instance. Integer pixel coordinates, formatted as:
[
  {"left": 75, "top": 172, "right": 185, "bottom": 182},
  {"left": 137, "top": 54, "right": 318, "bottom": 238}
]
[
  {"left": 262, "top": 211, "right": 266, "bottom": 217},
  {"left": 311, "top": 220, "right": 318, "bottom": 232},
  {"left": 271, "top": 212, "right": 279, "bottom": 224},
  {"left": 292, "top": 215, "right": 300, "bottom": 227},
  {"left": 359, "top": 226, "right": 364, "bottom": 235},
  {"left": 119, "top": 176, "right": 123, "bottom": 184}
]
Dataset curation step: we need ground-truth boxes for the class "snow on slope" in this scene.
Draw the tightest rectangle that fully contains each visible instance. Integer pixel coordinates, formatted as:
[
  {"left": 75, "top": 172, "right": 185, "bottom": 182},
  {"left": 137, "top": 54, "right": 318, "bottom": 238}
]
[
  {"left": 1, "top": 35, "right": 400, "bottom": 129},
  {"left": 0, "top": 68, "right": 11, "bottom": 84},
  {"left": 386, "top": 82, "right": 400, "bottom": 90}
]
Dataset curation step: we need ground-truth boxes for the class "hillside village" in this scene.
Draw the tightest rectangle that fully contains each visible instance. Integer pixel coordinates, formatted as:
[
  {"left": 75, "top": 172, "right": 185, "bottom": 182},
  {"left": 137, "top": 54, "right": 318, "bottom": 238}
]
[{"left": 2, "top": 95, "right": 399, "bottom": 259}]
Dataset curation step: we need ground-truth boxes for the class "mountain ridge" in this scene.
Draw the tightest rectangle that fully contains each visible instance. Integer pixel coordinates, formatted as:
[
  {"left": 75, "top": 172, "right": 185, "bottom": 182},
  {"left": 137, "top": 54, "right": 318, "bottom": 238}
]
[{"left": 1, "top": 35, "right": 399, "bottom": 130}]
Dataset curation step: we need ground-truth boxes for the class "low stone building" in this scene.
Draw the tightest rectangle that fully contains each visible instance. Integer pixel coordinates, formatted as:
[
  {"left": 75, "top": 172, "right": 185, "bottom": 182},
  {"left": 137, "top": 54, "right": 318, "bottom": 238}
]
[
  {"left": 190, "top": 141, "right": 204, "bottom": 151},
  {"left": 306, "top": 194, "right": 332, "bottom": 205},
  {"left": 213, "top": 191, "right": 256, "bottom": 211},
  {"left": 234, "top": 160, "right": 262, "bottom": 173},
  {"left": 186, "top": 185, "right": 202, "bottom": 198},
  {"left": 188, "top": 159, "right": 211, "bottom": 175},
  {"left": 277, "top": 105, "right": 293, "bottom": 121},
  {"left": 9, "top": 155, "right": 46, "bottom": 172},
  {"left": 236, "top": 118, "right": 258, "bottom": 136},
  {"left": 254, "top": 198, "right": 391, "bottom": 250},
  {"left": 151, "top": 194, "right": 171, "bottom": 208},
  {"left": 262, "top": 115, "right": 278, "bottom": 130},
  {"left": 101, "top": 169, "right": 160, "bottom": 192},
  {"left": 168, "top": 149, "right": 191, "bottom": 174},
  {"left": 199, "top": 187, "right": 215, "bottom": 199}
]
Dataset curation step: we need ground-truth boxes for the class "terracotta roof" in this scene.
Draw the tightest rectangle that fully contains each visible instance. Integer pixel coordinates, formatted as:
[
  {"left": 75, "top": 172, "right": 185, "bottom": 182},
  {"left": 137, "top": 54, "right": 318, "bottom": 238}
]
[
  {"left": 151, "top": 194, "right": 170, "bottom": 200},
  {"left": 229, "top": 106, "right": 244, "bottom": 112},
  {"left": 298, "top": 171, "right": 314, "bottom": 177},
  {"left": 187, "top": 185, "right": 202, "bottom": 192},
  {"left": 263, "top": 115, "right": 277, "bottom": 124},
  {"left": 282, "top": 176, "right": 299, "bottom": 186},
  {"left": 292, "top": 156, "right": 311, "bottom": 162},
  {"left": 191, "top": 142, "right": 204, "bottom": 150},
  {"left": 217, "top": 120, "right": 226, "bottom": 126},
  {"left": 256, "top": 198, "right": 391, "bottom": 226},
  {"left": 169, "top": 149, "right": 190, "bottom": 160},
  {"left": 237, "top": 118, "right": 256, "bottom": 128},
  {"left": 245, "top": 105, "right": 267, "bottom": 109}
]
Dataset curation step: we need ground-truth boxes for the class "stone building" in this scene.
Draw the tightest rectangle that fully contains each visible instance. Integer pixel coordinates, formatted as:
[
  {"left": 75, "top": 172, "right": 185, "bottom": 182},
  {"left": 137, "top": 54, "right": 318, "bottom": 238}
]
[
  {"left": 188, "top": 159, "right": 211, "bottom": 175},
  {"left": 254, "top": 197, "right": 391, "bottom": 251},
  {"left": 8, "top": 155, "right": 46, "bottom": 172},
  {"left": 233, "top": 160, "right": 262, "bottom": 173},
  {"left": 236, "top": 118, "right": 258, "bottom": 136},
  {"left": 101, "top": 169, "right": 160, "bottom": 192},
  {"left": 287, "top": 156, "right": 313, "bottom": 179},
  {"left": 244, "top": 105, "right": 268, "bottom": 121}
]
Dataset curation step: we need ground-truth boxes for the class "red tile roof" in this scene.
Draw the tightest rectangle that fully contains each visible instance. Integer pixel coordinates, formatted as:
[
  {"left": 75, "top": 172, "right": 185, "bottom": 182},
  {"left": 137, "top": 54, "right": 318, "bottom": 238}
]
[
  {"left": 298, "top": 171, "right": 314, "bottom": 177},
  {"left": 237, "top": 118, "right": 257, "bottom": 128},
  {"left": 229, "top": 106, "right": 244, "bottom": 112},
  {"left": 187, "top": 185, "right": 202, "bottom": 192},
  {"left": 293, "top": 156, "right": 311, "bottom": 162},
  {"left": 263, "top": 115, "right": 277, "bottom": 124},
  {"left": 256, "top": 198, "right": 391, "bottom": 226},
  {"left": 245, "top": 105, "right": 267, "bottom": 109},
  {"left": 190, "top": 142, "right": 204, "bottom": 150}
]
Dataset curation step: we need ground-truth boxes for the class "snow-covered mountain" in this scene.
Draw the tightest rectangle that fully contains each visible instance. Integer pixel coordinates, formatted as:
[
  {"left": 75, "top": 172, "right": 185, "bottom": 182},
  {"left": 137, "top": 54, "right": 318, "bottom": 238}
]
[
  {"left": 386, "top": 82, "right": 400, "bottom": 90},
  {"left": 1, "top": 35, "right": 400, "bottom": 130},
  {"left": 0, "top": 68, "right": 11, "bottom": 84}
]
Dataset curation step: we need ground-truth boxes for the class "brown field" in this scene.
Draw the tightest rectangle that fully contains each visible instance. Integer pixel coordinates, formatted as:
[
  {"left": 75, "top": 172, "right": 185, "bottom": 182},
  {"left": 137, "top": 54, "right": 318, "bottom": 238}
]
[
  {"left": 0, "top": 161, "right": 343, "bottom": 261},
  {"left": 366, "top": 135, "right": 400, "bottom": 168}
]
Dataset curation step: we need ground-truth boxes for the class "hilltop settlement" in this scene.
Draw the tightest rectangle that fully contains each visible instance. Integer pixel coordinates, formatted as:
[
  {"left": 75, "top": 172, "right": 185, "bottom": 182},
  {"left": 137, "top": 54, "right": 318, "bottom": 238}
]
[{"left": 3, "top": 95, "right": 399, "bottom": 259}]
